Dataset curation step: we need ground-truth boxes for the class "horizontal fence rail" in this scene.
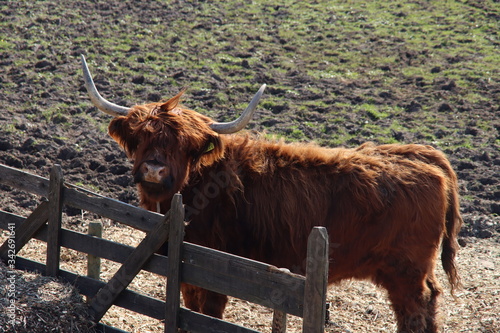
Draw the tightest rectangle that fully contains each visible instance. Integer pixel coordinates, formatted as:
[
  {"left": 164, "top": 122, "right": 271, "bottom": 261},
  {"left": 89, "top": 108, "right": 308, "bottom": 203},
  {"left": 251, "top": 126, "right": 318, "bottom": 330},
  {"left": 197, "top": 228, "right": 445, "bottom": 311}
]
[{"left": 0, "top": 163, "right": 162, "bottom": 231}]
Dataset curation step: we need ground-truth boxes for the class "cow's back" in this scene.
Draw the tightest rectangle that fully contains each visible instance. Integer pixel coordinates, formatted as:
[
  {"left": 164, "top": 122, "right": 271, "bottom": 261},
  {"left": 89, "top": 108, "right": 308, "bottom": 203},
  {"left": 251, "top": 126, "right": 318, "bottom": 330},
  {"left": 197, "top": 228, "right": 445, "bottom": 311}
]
[{"left": 184, "top": 140, "right": 452, "bottom": 282}]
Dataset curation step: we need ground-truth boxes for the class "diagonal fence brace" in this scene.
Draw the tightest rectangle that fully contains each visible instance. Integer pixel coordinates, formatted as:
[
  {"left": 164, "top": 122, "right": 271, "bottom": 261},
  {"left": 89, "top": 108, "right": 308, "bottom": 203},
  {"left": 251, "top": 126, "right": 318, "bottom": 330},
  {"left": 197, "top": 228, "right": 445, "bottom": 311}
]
[
  {"left": 89, "top": 207, "right": 172, "bottom": 322},
  {"left": 0, "top": 200, "right": 50, "bottom": 262}
]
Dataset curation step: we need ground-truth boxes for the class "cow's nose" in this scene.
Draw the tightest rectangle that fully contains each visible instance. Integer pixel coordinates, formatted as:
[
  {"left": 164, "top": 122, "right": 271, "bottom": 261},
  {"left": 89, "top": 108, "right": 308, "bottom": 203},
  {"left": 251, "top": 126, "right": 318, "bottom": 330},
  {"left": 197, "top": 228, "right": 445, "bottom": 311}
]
[{"left": 141, "top": 162, "right": 168, "bottom": 183}]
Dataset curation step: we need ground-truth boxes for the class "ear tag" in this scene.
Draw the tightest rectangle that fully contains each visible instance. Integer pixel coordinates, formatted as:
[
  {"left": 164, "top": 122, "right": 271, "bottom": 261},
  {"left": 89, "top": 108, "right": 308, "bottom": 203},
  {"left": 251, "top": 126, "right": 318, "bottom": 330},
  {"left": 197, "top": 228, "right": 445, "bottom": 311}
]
[{"left": 204, "top": 142, "right": 215, "bottom": 153}]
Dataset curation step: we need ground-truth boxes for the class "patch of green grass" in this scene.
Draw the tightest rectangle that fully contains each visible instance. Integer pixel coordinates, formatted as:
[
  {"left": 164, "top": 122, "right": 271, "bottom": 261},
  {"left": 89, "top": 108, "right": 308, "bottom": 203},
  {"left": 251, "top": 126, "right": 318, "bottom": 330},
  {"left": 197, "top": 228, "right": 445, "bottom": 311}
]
[
  {"left": 308, "top": 68, "right": 361, "bottom": 80},
  {"left": 41, "top": 103, "right": 71, "bottom": 125},
  {"left": 355, "top": 104, "right": 390, "bottom": 121},
  {"left": 53, "top": 136, "right": 69, "bottom": 142},
  {"left": 0, "top": 123, "right": 18, "bottom": 134},
  {"left": 321, "top": 132, "right": 357, "bottom": 147},
  {"left": 78, "top": 112, "right": 109, "bottom": 134},
  {"left": 75, "top": 182, "right": 100, "bottom": 192},
  {"left": 461, "top": 194, "right": 475, "bottom": 203},
  {"left": 476, "top": 120, "right": 495, "bottom": 133},
  {"left": 462, "top": 92, "right": 490, "bottom": 104},
  {"left": 289, "top": 128, "right": 305, "bottom": 140},
  {"left": 0, "top": 39, "right": 12, "bottom": 51}
]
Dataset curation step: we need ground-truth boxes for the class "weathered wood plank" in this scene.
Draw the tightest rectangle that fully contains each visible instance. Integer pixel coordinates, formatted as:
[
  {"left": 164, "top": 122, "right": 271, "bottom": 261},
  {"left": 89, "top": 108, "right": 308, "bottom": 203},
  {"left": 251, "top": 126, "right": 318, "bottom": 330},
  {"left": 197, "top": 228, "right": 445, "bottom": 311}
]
[
  {"left": 95, "top": 323, "right": 130, "bottom": 333},
  {"left": 63, "top": 187, "right": 162, "bottom": 232},
  {"left": 165, "top": 194, "right": 185, "bottom": 333},
  {"left": 46, "top": 165, "right": 64, "bottom": 277},
  {"left": 182, "top": 243, "right": 306, "bottom": 317},
  {"left": 0, "top": 163, "right": 161, "bottom": 232},
  {"left": 0, "top": 163, "right": 49, "bottom": 197},
  {"left": 0, "top": 201, "right": 49, "bottom": 261},
  {"left": 89, "top": 211, "right": 171, "bottom": 322},
  {"left": 0, "top": 211, "right": 169, "bottom": 276},
  {"left": 302, "top": 227, "right": 329, "bottom": 333},
  {"left": 88, "top": 221, "right": 103, "bottom": 280},
  {"left": 0, "top": 210, "right": 25, "bottom": 227},
  {"left": 272, "top": 310, "right": 287, "bottom": 333},
  {"left": 178, "top": 308, "right": 261, "bottom": 333}
]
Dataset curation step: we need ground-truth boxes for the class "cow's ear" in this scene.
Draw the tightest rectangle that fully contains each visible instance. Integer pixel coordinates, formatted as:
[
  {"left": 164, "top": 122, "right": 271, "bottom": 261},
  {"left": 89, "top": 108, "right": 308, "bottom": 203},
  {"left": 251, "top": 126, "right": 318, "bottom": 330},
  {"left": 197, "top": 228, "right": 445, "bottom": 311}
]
[
  {"left": 109, "top": 117, "right": 138, "bottom": 156},
  {"left": 195, "top": 134, "right": 224, "bottom": 169},
  {"left": 160, "top": 88, "right": 186, "bottom": 113}
]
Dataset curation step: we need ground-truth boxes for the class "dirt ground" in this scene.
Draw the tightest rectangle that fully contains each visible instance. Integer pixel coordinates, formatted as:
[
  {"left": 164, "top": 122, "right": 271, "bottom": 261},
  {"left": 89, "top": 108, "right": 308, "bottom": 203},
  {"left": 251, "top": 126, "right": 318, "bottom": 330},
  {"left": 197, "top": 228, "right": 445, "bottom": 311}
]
[{"left": 0, "top": 1, "right": 499, "bottom": 332}]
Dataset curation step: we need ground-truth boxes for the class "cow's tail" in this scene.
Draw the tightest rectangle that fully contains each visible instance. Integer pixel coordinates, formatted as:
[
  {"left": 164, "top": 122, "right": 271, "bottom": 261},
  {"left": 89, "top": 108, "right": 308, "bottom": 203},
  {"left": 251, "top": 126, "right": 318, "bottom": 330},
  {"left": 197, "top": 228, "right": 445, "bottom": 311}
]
[{"left": 441, "top": 166, "right": 463, "bottom": 293}]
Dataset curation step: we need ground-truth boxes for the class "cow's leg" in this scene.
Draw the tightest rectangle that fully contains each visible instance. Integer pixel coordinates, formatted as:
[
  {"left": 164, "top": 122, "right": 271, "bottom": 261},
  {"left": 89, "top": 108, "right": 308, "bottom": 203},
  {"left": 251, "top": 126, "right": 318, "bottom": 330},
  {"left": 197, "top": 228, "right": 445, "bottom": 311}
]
[
  {"left": 422, "top": 274, "right": 443, "bottom": 332},
  {"left": 179, "top": 286, "right": 226, "bottom": 333},
  {"left": 376, "top": 264, "right": 442, "bottom": 333},
  {"left": 200, "top": 290, "right": 228, "bottom": 318},
  {"left": 180, "top": 284, "right": 228, "bottom": 319},
  {"left": 180, "top": 283, "right": 202, "bottom": 312}
]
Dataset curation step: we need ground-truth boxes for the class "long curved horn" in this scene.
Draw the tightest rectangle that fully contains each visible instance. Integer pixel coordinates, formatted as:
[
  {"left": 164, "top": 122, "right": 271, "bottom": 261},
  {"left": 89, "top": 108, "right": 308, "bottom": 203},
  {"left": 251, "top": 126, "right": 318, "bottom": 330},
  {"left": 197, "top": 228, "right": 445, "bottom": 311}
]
[
  {"left": 81, "top": 55, "right": 130, "bottom": 117},
  {"left": 210, "top": 84, "right": 266, "bottom": 134}
]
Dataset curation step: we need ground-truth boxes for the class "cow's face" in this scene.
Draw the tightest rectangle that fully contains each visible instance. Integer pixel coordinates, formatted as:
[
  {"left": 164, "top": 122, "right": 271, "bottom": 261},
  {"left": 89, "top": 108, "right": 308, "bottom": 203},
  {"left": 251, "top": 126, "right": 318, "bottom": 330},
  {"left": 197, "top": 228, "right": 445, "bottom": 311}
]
[{"left": 108, "top": 94, "right": 224, "bottom": 203}]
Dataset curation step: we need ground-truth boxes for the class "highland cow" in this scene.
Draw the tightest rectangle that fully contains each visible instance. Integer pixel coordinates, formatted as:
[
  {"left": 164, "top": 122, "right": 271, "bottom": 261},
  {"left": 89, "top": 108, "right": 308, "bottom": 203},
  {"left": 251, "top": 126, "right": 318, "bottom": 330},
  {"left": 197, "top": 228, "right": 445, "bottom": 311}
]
[{"left": 81, "top": 55, "right": 461, "bottom": 333}]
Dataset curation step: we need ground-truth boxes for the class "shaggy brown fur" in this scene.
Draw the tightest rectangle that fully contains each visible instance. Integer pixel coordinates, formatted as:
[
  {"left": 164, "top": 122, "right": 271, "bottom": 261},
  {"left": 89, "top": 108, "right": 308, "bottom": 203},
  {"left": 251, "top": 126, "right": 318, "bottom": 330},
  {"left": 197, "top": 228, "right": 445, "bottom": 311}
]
[{"left": 107, "top": 92, "right": 462, "bottom": 333}]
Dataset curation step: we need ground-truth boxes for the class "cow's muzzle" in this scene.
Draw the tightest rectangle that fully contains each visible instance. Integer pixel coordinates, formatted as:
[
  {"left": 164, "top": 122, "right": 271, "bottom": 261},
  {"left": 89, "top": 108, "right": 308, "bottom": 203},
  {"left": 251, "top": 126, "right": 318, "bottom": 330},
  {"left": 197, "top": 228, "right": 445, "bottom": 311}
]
[{"left": 134, "top": 161, "right": 175, "bottom": 196}]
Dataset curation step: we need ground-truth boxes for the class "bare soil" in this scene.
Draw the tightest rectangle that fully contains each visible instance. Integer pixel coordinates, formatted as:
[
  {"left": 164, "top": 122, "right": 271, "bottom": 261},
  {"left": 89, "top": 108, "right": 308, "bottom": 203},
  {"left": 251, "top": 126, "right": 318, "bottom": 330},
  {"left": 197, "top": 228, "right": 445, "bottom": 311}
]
[{"left": 0, "top": 1, "right": 499, "bottom": 332}]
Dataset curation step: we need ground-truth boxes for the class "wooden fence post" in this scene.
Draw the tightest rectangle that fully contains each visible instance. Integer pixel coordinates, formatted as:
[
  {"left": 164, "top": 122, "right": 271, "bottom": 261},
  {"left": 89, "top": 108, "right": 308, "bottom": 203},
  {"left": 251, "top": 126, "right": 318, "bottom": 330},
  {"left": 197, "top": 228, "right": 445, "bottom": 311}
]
[
  {"left": 272, "top": 309, "right": 287, "bottom": 333},
  {"left": 165, "top": 193, "right": 185, "bottom": 333},
  {"left": 302, "top": 227, "right": 328, "bottom": 333},
  {"left": 88, "top": 220, "right": 103, "bottom": 280},
  {"left": 46, "top": 164, "right": 64, "bottom": 277}
]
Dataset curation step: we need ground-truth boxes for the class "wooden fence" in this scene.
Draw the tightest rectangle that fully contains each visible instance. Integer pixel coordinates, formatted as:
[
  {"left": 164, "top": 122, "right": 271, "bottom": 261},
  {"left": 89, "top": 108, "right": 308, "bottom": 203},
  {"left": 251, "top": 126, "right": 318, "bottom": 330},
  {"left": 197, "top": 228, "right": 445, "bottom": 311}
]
[{"left": 0, "top": 163, "right": 328, "bottom": 332}]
